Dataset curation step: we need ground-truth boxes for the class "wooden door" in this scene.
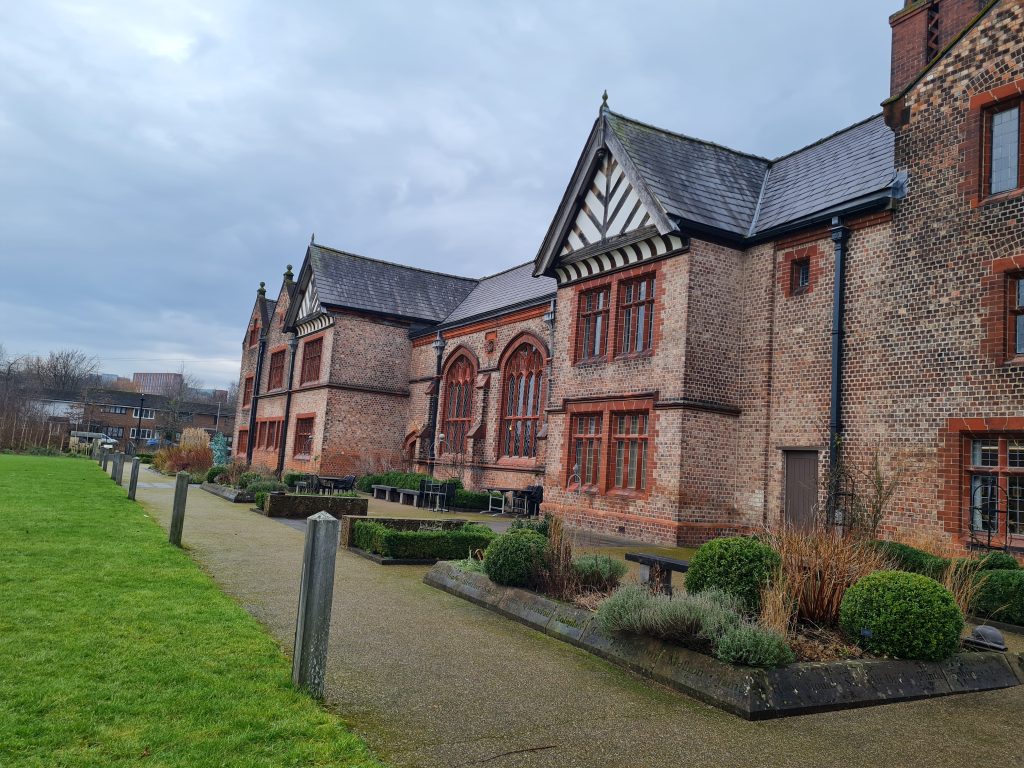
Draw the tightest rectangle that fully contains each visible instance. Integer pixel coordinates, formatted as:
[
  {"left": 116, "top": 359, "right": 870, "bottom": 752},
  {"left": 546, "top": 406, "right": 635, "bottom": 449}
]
[{"left": 784, "top": 451, "right": 819, "bottom": 528}]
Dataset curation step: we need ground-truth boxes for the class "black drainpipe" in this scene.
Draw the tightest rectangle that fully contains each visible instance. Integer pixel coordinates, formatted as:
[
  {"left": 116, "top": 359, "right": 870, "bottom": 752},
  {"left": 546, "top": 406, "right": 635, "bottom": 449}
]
[
  {"left": 276, "top": 333, "right": 299, "bottom": 475},
  {"left": 245, "top": 283, "right": 268, "bottom": 465},
  {"left": 828, "top": 216, "right": 850, "bottom": 515}
]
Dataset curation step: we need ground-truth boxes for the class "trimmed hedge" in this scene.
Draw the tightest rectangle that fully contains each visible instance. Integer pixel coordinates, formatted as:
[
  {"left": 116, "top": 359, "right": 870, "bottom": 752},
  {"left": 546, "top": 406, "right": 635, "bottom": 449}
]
[
  {"left": 354, "top": 471, "right": 464, "bottom": 493},
  {"left": 869, "top": 540, "right": 949, "bottom": 580},
  {"left": 206, "top": 465, "right": 227, "bottom": 483},
  {"left": 352, "top": 520, "right": 495, "bottom": 560},
  {"left": 483, "top": 529, "right": 547, "bottom": 588},
  {"left": 973, "top": 569, "right": 1024, "bottom": 626},
  {"left": 839, "top": 571, "right": 963, "bottom": 661},
  {"left": 977, "top": 551, "right": 1020, "bottom": 571},
  {"left": 685, "top": 536, "right": 780, "bottom": 612},
  {"left": 453, "top": 489, "right": 500, "bottom": 510}
]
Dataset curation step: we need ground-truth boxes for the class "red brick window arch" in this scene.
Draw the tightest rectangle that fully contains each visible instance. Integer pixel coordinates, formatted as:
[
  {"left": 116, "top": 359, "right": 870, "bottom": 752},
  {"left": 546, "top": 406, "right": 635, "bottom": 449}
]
[
  {"left": 500, "top": 341, "right": 544, "bottom": 459},
  {"left": 441, "top": 354, "right": 475, "bottom": 454}
]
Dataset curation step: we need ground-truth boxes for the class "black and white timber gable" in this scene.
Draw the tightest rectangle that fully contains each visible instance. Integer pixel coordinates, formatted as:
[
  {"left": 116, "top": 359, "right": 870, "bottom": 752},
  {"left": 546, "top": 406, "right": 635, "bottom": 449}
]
[{"left": 284, "top": 255, "right": 333, "bottom": 337}]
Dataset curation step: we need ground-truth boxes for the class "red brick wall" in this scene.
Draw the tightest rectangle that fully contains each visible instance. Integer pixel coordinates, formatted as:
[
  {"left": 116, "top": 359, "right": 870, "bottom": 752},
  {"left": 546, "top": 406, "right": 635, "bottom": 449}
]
[{"left": 890, "top": 0, "right": 988, "bottom": 97}]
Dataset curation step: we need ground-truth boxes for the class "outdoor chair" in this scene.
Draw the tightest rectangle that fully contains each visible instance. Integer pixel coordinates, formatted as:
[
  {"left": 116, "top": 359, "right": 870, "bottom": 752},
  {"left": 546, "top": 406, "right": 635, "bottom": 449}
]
[
  {"left": 335, "top": 475, "right": 356, "bottom": 492},
  {"left": 295, "top": 473, "right": 320, "bottom": 494}
]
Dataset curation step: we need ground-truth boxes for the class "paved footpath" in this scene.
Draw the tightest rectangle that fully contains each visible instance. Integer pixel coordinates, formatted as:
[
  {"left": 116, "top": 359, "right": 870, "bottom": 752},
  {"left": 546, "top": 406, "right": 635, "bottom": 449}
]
[{"left": 136, "top": 474, "right": 1019, "bottom": 768}]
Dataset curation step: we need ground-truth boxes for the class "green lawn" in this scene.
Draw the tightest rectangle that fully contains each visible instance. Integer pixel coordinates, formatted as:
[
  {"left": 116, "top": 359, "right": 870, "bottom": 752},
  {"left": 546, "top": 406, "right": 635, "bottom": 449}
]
[{"left": 0, "top": 454, "right": 381, "bottom": 767}]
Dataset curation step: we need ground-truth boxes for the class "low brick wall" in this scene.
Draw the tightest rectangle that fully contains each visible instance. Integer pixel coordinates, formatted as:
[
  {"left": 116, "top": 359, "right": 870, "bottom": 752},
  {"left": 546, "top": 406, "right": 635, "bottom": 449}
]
[{"left": 260, "top": 494, "right": 368, "bottom": 520}]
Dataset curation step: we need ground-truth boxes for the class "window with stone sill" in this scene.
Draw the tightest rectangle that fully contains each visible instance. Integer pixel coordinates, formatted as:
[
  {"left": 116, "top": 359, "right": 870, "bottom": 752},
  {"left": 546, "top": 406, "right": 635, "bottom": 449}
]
[
  {"left": 987, "top": 101, "right": 1022, "bottom": 197},
  {"left": 611, "top": 412, "right": 649, "bottom": 492},
  {"left": 791, "top": 258, "right": 810, "bottom": 295},
  {"left": 294, "top": 417, "right": 314, "bottom": 457},
  {"left": 441, "top": 354, "right": 474, "bottom": 455},
  {"left": 1010, "top": 274, "right": 1024, "bottom": 358},
  {"left": 237, "top": 428, "right": 249, "bottom": 453},
  {"left": 268, "top": 350, "right": 286, "bottom": 390},
  {"left": 242, "top": 376, "right": 254, "bottom": 408},
  {"left": 575, "top": 286, "right": 610, "bottom": 362},
  {"left": 616, "top": 275, "right": 656, "bottom": 356},
  {"left": 966, "top": 436, "right": 1024, "bottom": 536},
  {"left": 570, "top": 413, "right": 602, "bottom": 488},
  {"left": 299, "top": 338, "right": 323, "bottom": 385},
  {"left": 500, "top": 342, "right": 544, "bottom": 459}
]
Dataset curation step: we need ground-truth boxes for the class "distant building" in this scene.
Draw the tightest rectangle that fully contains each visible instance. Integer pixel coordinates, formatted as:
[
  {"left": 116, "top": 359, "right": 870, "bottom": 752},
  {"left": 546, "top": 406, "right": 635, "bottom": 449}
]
[{"left": 132, "top": 372, "right": 184, "bottom": 393}]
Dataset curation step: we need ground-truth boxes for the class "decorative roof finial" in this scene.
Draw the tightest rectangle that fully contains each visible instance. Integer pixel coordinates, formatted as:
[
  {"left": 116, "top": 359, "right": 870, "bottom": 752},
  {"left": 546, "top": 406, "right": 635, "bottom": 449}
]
[
  {"left": 257, "top": 281, "right": 266, "bottom": 297},
  {"left": 600, "top": 89, "right": 608, "bottom": 114},
  {"left": 284, "top": 264, "right": 294, "bottom": 282},
  {"left": 310, "top": 232, "right": 315, "bottom": 245}
]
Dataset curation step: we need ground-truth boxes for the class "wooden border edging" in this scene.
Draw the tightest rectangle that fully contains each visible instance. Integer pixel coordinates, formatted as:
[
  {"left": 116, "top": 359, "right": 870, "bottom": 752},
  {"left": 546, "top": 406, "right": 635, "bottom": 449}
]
[{"left": 423, "top": 562, "right": 1024, "bottom": 720}]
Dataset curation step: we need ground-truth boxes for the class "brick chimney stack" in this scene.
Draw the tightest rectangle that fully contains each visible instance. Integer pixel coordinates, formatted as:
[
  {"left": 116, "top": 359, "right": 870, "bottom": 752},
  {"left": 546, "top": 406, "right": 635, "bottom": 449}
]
[{"left": 890, "top": 0, "right": 987, "bottom": 96}]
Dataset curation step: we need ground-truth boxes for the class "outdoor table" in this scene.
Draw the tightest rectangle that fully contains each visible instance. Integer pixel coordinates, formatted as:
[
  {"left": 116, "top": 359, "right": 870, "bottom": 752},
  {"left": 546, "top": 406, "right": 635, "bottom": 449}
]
[{"left": 483, "top": 487, "right": 520, "bottom": 515}]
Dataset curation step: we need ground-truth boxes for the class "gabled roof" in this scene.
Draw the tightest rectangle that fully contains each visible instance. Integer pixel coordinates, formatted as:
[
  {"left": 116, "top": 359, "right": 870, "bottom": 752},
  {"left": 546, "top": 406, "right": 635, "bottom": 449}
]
[
  {"left": 535, "top": 108, "right": 899, "bottom": 276},
  {"left": 438, "top": 262, "right": 556, "bottom": 328},
  {"left": 304, "top": 243, "right": 477, "bottom": 324},
  {"left": 260, "top": 298, "right": 277, "bottom": 328}
]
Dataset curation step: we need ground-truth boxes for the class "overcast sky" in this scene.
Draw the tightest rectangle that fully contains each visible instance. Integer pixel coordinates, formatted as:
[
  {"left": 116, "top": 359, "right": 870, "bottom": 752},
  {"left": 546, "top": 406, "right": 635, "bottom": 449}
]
[{"left": 0, "top": 1, "right": 897, "bottom": 388}]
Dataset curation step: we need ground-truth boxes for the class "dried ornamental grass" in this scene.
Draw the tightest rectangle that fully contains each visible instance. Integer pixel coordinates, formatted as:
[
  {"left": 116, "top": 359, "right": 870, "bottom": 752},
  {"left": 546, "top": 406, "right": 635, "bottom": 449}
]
[{"left": 765, "top": 522, "right": 891, "bottom": 627}]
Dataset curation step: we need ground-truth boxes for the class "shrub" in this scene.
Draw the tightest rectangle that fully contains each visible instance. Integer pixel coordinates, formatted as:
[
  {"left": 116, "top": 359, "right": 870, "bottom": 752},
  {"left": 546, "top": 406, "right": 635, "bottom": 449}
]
[
  {"left": 254, "top": 491, "right": 268, "bottom": 510},
  {"left": 685, "top": 537, "right": 780, "bottom": 612},
  {"left": 509, "top": 517, "right": 550, "bottom": 537},
  {"left": 210, "top": 433, "right": 229, "bottom": 466},
  {"left": 715, "top": 623, "right": 795, "bottom": 667},
  {"left": 972, "top": 569, "right": 1024, "bottom": 626},
  {"left": 153, "top": 444, "right": 214, "bottom": 475},
  {"left": 206, "top": 465, "right": 227, "bottom": 483},
  {"left": 572, "top": 555, "right": 627, "bottom": 592},
  {"left": 977, "top": 551, "right": 1020, "bottom": 571},
  {"left": 483, "top": 529, "right": 547, "bottom": 588},
  {"left": 238, "top": 471, "right": 270, "bottom": 490},
  {"left": 765, "top": 524, "right": 891, "bottom": 627},
  {"left": 869, "top": 540, "right": 949, "bottom": 580},
  {"left": 596, "top": 586, "right": 746, "bottom": 652},
  {"left": 247, "top": 480, "right": 287, "bottom": 494},
  {"left": 282, "top": 472, "right": 304, "bottom": 488},
  {"left": 839, "top": 571, "right": 964, "bottom": 661},
  {"left": 180, "top": 428, "right": 211, "bottom": 449},
  {"left": 352, "top": 520, "right": 496, "bottom": 560},
  {"left": 355, "top": 472, "right": 463, "bottom": 493},
  {"left": 138, "top": 455, "right": 153, "bottom": 464},
  {"left": 219, "top": 459, "right": 249, "bottom": 487},
  {"left": 453, "top": 558, "right": 487, "bottom": 574},
  {"left": 453, "top": 489, "right": 500, "bottom": 510}
]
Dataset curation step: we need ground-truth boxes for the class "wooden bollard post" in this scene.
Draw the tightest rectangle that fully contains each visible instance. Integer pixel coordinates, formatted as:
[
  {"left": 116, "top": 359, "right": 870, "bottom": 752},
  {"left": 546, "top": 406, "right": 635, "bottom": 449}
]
[
  {"left": 113, "top": 453, "right": 126, "bottom": 486},
  {"left": 110, "top": 452, "right": 121, "bottom": 481},
  {"left": 127, "top": 458, "right": 141, "bottom": 500},
  {"left": 101, "top": 449, "right": 110, "bottom": 472},
  {"left": 169, "top": 471, "right": 189, "bottom": 547},
  {"left": 292, "top": 511, "right": 340, "bottom": 700}
]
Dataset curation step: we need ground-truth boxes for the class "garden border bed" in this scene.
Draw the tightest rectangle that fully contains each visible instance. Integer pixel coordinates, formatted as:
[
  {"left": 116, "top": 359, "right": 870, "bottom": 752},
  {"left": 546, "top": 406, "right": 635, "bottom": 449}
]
[
  {"left": 347, "top": 547, "right": 439, "bottom": 566},
  {"left": 200, "top": 482, "right": 254, "bottom": 503},
  {"left": 424, "top": 562, "right": 1024, "bottom": 720}
]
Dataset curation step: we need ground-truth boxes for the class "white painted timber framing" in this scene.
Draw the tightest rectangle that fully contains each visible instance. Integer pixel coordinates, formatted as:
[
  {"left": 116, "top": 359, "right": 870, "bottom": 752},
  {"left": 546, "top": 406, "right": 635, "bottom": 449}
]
[
  {"left": 554, "top": 233, "right": 688, "bottom": 286},
  {"left": 560, "top": 153, "right": 653, "bottom": 257}
]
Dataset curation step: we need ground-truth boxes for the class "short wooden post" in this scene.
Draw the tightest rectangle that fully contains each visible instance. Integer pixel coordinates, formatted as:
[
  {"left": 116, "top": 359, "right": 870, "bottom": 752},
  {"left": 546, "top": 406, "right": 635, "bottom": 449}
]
[
  {"left": 101, "top": 449, "right": 110, "bottom": 472},
  {"left": 110, "top": 452, "right": 121, "bottom": 481},
  {"left": 169, "top": 471, "right": 189, "bottom": 547},
  {"left": 113, "top": 453, "right": 126, "bottom": 486},
  {"left": 127, "top": 457, "right": 141, "bottom": 500},
  {"left": 292, "top": 511, "right": 340, "bottom": 700},
  {"left": 92, "top": 442, "right": 100, "bottom": 461}
]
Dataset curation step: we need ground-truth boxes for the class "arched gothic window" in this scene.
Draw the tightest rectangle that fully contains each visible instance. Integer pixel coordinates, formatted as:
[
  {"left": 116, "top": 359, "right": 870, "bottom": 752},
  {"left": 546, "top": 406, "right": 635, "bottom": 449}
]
[
  {"left": 441, "top": 355, "right": 475, "bottom": 454},
  {"left": 501, "top": 342, "right": 544, "bottom": 459}
]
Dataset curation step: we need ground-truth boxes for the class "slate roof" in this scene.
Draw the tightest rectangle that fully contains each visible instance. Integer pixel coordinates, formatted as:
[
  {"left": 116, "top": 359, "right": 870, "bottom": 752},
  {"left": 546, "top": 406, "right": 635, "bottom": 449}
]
[
  {"left": 439, "top": 262, "right": 555, "bottom": 328},
  {"left": 602, "top": 110, "right": 897, "bottom": 239},
  {"left": 309, "top": 244, "right": 477, "bottom": 324},
  {"left": 753, "top": 115, "right": 896, "bottom": 234},
  {"left": 606, "top": 112, "right": 769, "bottom": 237}
]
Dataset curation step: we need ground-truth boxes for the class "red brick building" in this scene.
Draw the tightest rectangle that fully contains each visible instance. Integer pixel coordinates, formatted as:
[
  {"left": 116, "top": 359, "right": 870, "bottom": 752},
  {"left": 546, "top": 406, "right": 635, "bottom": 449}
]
[{"left": 235, "top": 0, "right": 1024, "bottom": 550}]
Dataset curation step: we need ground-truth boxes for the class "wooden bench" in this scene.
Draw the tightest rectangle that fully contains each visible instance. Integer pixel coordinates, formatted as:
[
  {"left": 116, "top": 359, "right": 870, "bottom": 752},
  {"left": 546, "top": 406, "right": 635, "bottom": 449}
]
[
  {"left": 396, "top": 488, "right": 420, "bottom": 506},
  {"left": 625, "top": 553, "right": 689, "bottom": 595}
]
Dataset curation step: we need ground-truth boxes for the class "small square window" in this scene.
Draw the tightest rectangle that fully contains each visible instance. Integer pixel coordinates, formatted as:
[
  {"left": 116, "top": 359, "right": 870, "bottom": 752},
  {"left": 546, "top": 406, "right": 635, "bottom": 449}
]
[{"left": 791, "top": 259, "right": 810, "bottom": 294}]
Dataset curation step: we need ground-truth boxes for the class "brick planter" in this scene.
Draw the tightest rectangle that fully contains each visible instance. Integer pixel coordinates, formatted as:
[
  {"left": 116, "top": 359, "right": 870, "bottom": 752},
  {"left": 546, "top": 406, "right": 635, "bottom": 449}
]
[
  {"left": 260, "top": 494, "right": 368, "bottom": 520},
  {"left": 425, "top": 562, "right": 1024, "bottom": 720}
]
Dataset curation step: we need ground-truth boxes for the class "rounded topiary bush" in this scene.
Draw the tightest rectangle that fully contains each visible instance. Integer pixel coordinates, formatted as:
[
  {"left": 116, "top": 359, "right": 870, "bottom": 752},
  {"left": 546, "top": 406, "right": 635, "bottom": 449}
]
[
  {"left": 977, "top": 551, "right": 1020, "bottom": 572},
  {"left": 839, "top": 571, "right": 963, "bottom": 661},
  {"left": 684, "top": 536, "right": 780, "bottom": 611},
  {"left": 973, "top": 569, "right": 1024, "bottom": 626},
  {"left": 483, "top": 529, "right": 547, "bottom": 588}
]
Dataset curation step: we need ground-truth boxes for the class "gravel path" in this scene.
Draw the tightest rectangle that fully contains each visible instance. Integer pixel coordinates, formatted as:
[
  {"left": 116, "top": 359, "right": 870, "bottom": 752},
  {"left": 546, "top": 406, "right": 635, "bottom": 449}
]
[{"left": 136, "top": 474, "right": 1020, "bottom": 768}]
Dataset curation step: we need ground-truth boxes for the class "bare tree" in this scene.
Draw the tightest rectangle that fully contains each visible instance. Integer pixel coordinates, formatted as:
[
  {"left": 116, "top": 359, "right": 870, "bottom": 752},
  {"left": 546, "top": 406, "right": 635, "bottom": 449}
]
[{"left": 26, "top": 348, "right": 98, "bottom": 392}]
